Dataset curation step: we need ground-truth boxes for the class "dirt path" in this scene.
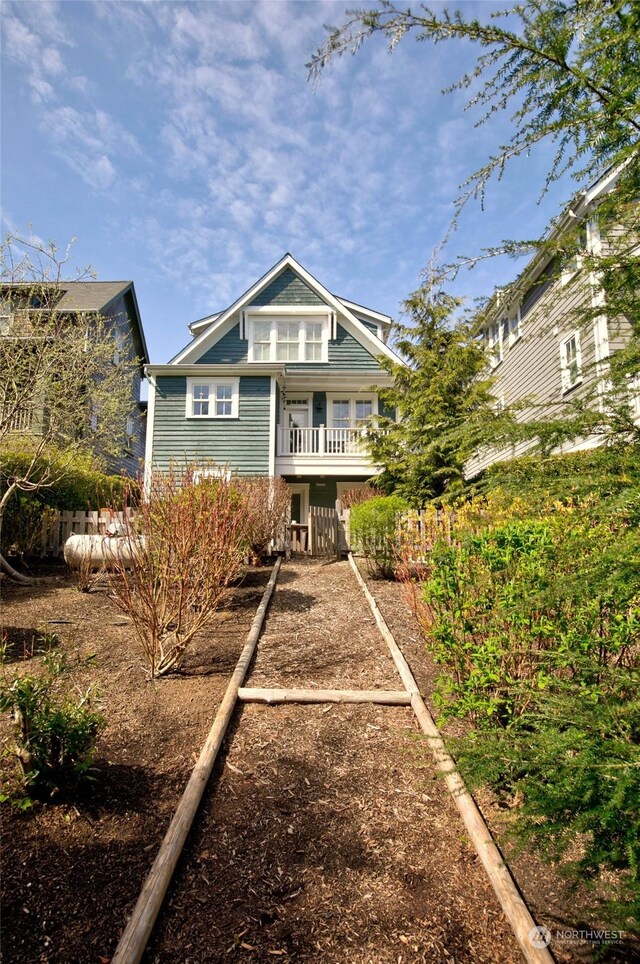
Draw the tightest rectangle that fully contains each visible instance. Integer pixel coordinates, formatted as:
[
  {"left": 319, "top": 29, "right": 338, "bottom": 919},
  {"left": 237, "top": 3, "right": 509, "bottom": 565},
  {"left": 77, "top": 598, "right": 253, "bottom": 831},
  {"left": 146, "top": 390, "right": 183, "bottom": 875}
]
[{"left": 145, "top": 558, "right": 521, "bottom": 963}]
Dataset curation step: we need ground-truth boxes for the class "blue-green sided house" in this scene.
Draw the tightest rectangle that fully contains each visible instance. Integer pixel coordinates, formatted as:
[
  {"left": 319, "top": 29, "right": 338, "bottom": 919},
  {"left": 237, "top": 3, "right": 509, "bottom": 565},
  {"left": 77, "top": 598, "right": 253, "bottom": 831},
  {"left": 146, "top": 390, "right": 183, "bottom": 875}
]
[{"left": 144, "top": 254, "right": 403, "bottom": 526}]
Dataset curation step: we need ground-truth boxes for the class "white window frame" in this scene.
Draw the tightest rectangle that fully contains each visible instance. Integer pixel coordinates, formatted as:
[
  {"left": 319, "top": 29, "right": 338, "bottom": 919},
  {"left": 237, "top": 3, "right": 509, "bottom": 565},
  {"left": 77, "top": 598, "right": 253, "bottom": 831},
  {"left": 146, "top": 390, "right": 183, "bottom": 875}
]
[
  {"left": 508, "top": 308, "right": 522, "bottom": 345},
  {"left": 246, "top": 307, "right": 330, "bottom": 364},
  {"left": 193, "top": 464, "right": 231, "bottom": 483},
  {"left": 326, "top": 394, "right": 378, "bottom": 428},
  {"left": 560, "top": 332, "right": 583, "bottom": 393},
  {"left": 561, "top": 227, "right": 588, "bottom": 287},
  {"left": 487, "top": 321, "right": 503, "bottom": 368},
  {"left": 113, "top": 327, "right": 126, "bottom": 365},
  {"left": 185, "top": 377, "right": 239, "bottom": 419}
]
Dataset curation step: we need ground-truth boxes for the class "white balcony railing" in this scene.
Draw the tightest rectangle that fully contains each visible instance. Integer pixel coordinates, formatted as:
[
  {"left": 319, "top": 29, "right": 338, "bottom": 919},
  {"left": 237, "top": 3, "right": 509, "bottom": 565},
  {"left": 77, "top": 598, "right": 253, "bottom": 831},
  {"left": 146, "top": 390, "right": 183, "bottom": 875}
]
[{"left": 277, "top": 425, "right": 368, "bottom": 457}]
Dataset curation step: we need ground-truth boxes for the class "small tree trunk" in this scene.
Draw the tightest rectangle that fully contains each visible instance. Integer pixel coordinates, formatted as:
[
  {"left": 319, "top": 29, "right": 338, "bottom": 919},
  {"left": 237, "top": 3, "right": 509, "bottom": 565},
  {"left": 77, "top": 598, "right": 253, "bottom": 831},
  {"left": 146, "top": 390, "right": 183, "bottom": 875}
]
[{"left": 0, "top": 484, "right": 34, "bottom": 584}]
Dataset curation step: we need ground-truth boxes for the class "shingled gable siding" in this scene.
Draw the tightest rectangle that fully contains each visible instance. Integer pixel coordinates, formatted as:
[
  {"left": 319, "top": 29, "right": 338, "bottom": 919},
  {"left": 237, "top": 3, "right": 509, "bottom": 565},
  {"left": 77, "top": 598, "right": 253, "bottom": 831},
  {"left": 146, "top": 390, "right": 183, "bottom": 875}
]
[
  {"left": 251, "top": 267, "right": 325, "bottom": 306},
  {"left": 290, "top": 323, "right": 382, "bottom": 372},
  {"left": 152, "top": 375, "right": 271, "bottom": 475},
  {"left": 197, "top": 323, "right": 247, "bottom": 364},
  {"left": 196, "top": 322, "right": 381, "bottom": 371}
]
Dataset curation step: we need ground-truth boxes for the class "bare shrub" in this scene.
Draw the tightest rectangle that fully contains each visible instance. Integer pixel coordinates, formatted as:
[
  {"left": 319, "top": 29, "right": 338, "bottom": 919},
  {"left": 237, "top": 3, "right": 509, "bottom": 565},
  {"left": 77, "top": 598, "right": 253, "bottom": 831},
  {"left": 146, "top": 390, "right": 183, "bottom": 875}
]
[
  {"left": 107, "top": 468, "right": 247, "bottom": 679},
  {"left": 72, "top": 539, "right": 102, "bottom": 593},
  {"left": 341, "top": 485, "right": 377, "bottom": 508},
  {"left": 233, "top": 476, "right": 291, "bottom": 563}
]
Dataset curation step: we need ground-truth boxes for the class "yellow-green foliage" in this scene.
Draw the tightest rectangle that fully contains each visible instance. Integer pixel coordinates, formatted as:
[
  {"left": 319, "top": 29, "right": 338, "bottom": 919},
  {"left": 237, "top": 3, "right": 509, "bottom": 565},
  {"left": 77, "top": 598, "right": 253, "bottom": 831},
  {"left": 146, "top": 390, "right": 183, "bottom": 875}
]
[{"left": 408, "top": 465, "right": 640, "bottom": 922}]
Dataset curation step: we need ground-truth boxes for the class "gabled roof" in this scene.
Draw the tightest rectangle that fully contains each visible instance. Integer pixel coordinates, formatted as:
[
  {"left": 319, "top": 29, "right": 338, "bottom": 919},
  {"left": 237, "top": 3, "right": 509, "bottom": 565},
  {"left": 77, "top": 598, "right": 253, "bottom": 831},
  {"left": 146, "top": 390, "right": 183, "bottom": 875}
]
[
  {"left": 480, "top": 163, "right": 626, "bottom": 327},
  {"left": 2, "top": 279, "right": 150, "bottom": 368},
  {"left": 172, "top": 253, "right": 403, "bottom": 366}
]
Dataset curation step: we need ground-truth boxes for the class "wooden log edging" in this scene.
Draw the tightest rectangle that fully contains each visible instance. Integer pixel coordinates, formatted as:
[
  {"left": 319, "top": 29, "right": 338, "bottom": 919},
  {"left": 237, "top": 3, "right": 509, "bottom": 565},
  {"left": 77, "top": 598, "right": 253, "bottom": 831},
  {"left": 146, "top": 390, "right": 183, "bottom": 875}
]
[
  {"left": 348, "top": 553, "right": 555, "bottom": 964},
  {"left": 112, "top": 557, "right": 282, "bottom": 964},
  {"left": 238, "top": 687, "right": 411, "bottom": 705}
]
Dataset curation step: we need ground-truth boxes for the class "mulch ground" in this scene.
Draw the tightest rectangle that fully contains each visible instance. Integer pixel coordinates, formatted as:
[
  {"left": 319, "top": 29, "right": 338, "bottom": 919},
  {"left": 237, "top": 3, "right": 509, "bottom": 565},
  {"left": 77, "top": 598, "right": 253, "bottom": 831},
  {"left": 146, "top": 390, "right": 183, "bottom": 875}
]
[{"left": 1, "top": 556, "right": 637, "bottom": 963}]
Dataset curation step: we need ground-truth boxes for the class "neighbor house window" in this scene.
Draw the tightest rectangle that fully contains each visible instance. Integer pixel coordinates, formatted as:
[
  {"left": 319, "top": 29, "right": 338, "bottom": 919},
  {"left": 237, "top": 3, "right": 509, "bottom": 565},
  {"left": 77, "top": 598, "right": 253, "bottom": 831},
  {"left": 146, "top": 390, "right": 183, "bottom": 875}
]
[
  {"left": 487, "top": 322, "right": 503, "bottom": 368},
  {"left": 509, "top": 309, "right": 521, "bottom": 345},
  {"left": 186, "top": 378, "right": 239, "bottom": 418},
  {"left": 561, "top": 228, "right": 588, "bottom": 286},
  {"left": 113, "top": 328, "right": 126, "bottom": 365},
  {"left": 560, "top": 333, "right": 582, "bottom": 392},
  {"left": 247, "top": 311, "right": 329, "bottom": 363}
]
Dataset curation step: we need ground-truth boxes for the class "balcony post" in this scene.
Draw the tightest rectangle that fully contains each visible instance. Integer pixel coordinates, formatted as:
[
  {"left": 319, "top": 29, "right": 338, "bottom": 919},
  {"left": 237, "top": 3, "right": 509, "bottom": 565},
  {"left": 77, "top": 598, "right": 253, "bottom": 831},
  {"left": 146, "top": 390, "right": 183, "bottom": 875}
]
[{"left": 318, "top": 424, "right": 325, "bottom": 455}]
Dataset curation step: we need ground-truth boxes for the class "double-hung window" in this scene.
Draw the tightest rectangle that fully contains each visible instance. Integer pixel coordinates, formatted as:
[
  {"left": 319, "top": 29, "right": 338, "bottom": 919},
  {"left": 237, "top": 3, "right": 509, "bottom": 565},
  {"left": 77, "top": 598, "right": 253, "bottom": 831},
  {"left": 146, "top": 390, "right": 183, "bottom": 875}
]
[
  {"left": 560, "top": 333, "right": 582, "bottom": 393},
  {"left": 487, "top": 322, "right": 503, "bottom": 368},
  {"left": 509, "top": 310, "right": 521, "bottom": 345},
  {"left": 328, "top": 395, "right": 376, "bottom": 428},
  {"left": 252, "top": 321, "right": 272, "bottom": 361},
  {"left": 276, "top": 321, "right": 300, "bottom": 361},
  {"left": 186, "top": 378, "right": 239, "bottom": 418}
]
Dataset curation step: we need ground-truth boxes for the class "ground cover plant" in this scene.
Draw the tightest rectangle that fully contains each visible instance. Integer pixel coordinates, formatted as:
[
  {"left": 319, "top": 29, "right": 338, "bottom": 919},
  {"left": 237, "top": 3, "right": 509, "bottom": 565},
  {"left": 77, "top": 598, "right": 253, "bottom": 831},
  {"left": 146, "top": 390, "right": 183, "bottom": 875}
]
[
  {"left": 399, "top": 448, "right": 640, "bottom": 928},
  {"left": 0, "top": 646, "right": 105, "bottom": 803}
]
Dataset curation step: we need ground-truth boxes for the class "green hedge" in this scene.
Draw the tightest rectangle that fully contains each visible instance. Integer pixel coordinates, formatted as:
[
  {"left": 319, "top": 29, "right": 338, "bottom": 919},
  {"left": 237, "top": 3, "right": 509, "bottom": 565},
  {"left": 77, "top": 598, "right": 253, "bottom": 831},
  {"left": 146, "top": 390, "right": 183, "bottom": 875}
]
[
  {"left": 350, "top": 495, "right": 408, "bottom": 578},
  {"left": 1, "top": 451, "right": 131, "bottom": 555}
]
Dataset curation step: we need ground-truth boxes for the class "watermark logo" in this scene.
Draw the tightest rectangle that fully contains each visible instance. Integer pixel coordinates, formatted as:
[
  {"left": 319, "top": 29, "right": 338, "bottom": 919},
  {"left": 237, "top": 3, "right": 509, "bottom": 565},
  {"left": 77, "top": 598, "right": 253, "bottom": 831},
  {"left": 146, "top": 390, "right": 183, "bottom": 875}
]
[{"left": 529, "top": 925, "right": 552, "bottom": 949}]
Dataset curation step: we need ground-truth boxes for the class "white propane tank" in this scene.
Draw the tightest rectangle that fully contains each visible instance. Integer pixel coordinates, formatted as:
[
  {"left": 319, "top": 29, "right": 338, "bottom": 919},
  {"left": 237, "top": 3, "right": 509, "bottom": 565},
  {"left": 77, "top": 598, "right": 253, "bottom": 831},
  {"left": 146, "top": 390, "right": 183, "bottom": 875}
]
[{"left": 63, "top": 532, "right": 145, "bottom": 570}]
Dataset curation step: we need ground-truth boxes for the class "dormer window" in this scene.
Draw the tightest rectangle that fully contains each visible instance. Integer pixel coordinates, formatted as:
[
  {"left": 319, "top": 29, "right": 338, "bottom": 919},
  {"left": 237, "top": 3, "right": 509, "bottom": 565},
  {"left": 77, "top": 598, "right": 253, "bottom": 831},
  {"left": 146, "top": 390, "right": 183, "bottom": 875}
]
[{"left": 246, "top": 308, "right": 330, "bottom": 363}]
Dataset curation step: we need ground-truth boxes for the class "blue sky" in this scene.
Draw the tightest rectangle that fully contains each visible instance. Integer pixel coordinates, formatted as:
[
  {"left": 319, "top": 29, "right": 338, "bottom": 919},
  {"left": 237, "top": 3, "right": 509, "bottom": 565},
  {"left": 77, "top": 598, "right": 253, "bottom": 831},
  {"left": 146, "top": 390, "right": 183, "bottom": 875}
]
[{"left": 2, "top": 0, "right": 577, "bottom": 365}]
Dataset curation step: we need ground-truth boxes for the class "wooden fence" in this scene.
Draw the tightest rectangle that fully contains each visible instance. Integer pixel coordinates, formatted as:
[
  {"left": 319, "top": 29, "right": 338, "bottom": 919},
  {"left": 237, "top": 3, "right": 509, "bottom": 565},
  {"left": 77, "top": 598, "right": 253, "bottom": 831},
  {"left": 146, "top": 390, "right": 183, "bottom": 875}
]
[
  {"left": 309, "top": 506, "right": 340, "bottom": 558},
  {"left": 34, "top": 509, "right": 134, "bottom": 558}
]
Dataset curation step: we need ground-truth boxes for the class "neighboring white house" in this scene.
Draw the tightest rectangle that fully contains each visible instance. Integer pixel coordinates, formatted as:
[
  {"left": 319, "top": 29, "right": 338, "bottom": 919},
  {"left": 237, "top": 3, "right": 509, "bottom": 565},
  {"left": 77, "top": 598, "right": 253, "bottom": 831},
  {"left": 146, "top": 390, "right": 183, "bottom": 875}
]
[{"left": 467, "top": 166, "right": 637, "bottom": 477}]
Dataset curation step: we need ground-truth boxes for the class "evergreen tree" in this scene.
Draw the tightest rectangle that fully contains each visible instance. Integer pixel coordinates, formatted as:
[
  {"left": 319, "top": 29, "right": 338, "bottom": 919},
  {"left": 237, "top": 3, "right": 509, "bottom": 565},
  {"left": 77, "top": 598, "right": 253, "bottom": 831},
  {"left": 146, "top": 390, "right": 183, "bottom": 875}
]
[{"left": 368, "top": 289, "right": 506, "bottom": 504}]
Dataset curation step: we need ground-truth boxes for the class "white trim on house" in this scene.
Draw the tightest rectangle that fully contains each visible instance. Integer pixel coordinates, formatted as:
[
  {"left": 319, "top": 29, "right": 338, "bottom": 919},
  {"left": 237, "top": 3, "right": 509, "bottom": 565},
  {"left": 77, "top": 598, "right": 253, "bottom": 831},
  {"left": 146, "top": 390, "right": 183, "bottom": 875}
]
[
  {"left": 268, "top": 377, "right": 277, "bottom": 477},
  {"left": 185, "top": 376, "right": 240, "bottom": 419},
  {"left": 143, "top": 374, "right": 157, "bottom": 495},
  {"left": 246, "top": 308, "right": 331, "bottom": 364},
  {"left": 287, "top": 482, "right": 310, "bottom": 525},
  {"left": 336, "top": 299, "right": 392, "bottom": 326},
  {"left": 560, "top": 331, "right": 583, "bottom": 393},
  {"left": 276, "top": 455, "right": 377, "bottom": 477},
  {"left": 169, "top": 254, "right": 405, "bottom": 368}
]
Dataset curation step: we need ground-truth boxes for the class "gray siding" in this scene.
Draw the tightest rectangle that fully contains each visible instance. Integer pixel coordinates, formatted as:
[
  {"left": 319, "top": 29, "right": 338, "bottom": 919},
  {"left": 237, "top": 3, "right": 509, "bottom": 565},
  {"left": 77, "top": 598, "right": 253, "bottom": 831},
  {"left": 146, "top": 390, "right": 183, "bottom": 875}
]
[
  {"left": 152, "top": 375, "right": 271, "bottom": 476},
  {"left": 467, "top": 269, "right": 603, "bottom": 476},
  {"left": 103, "top": 294, "right": 146, "bottom": 477},
  {"left": 251, "top": 268, "right": 325, "bottom": 306}
]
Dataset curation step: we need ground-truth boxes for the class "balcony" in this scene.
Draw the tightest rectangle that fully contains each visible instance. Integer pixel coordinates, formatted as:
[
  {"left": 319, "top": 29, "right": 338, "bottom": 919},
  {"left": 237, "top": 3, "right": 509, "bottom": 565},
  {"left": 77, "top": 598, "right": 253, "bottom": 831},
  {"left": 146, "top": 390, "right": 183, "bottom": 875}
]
[
  {"left": 275, "top": 425, "right": 377, "bottom": 476},
  {"left": 277, "top": 425, "right": 370, "bottom": 456}
]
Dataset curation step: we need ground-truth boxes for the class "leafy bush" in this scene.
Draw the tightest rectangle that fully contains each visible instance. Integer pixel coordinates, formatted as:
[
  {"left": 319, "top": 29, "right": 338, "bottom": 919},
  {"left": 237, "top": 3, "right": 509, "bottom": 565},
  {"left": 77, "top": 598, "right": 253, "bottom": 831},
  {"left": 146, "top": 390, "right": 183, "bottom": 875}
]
[
  {"left": 0, "top": 649, "right": 105, "bottom": 799},
  {"left": 402, "top": 480, "right": 640, "bottom": 919},
  {"left": 350, "top": 495, "right": 408, "bottom": 577}
]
